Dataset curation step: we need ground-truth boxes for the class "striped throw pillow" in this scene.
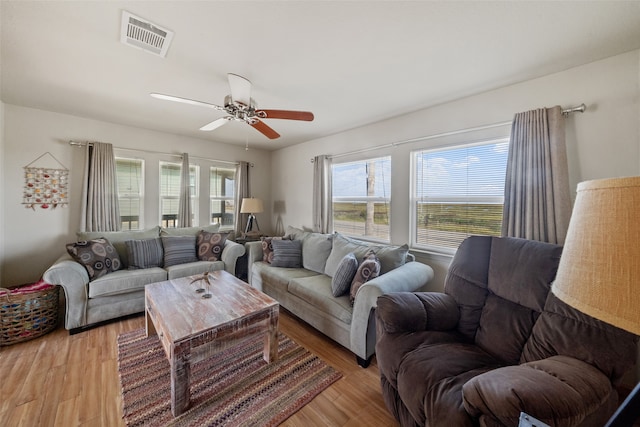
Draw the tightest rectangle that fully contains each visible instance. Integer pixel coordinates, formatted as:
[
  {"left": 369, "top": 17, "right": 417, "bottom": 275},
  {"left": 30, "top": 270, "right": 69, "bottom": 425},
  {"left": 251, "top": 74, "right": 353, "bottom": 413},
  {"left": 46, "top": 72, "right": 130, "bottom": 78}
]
[
  {"left": 331, "top": 253, "right": 358, "bottom": 297},
  {"left": 125, "top": 238, "right": 164, "bottom": 269},
  {"left": 270, "top": 239, "right": 302, "bottom": 268},
  {"left": 161, "top": 236, "right": 197, "bottom": 267}
]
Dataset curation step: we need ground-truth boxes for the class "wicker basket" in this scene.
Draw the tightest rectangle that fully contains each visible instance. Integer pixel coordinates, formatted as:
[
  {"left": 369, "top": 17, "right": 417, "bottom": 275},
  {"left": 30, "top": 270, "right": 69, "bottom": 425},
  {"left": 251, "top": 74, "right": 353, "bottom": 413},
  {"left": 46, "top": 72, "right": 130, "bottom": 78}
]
[{"left": 0, "top": 284, "right": 59, "bottom": 346}]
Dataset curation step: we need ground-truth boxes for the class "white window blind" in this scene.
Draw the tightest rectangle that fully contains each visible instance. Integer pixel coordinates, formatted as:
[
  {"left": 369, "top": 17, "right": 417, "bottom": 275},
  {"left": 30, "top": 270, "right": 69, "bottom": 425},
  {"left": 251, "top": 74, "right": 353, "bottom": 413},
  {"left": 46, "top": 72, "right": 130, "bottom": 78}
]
[
  {"left": 116, "top": 157, "right": 144, "bottom": 230},
  {"left": 412, "top": 138, "right": 509, "bottom": 252},
  {"left": 159, "top": 162, "right": 199, "bottom": 227}
]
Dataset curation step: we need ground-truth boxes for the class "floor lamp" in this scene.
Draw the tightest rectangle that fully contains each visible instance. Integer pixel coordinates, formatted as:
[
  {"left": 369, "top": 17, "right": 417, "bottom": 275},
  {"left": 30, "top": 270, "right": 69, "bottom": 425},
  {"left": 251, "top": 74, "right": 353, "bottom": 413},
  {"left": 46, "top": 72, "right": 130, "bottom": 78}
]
[
  {"left": 240, "top": 197, "right": 263, "bottom": 236},
  {"left": 551, "top": 176, "right": 640, "bottom": 427}
]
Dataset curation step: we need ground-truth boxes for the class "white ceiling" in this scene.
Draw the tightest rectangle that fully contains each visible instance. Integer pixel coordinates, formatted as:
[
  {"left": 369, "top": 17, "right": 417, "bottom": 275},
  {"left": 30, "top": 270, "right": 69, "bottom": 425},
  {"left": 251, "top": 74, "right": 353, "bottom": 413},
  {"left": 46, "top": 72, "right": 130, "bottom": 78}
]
[{"left": 2, "top": 1, "right": 640, "bottom": 151}]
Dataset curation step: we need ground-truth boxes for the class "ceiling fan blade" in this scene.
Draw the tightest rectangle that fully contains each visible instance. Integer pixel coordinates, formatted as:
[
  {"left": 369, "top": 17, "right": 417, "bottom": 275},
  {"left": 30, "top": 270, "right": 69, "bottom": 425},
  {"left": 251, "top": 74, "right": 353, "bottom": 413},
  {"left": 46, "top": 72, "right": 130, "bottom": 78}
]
[
  {"left": 151, "top": 93, "right": 225, "bottom": 111},
  {"left": 227, "top": 73, "right": 252, "bottom": 106},
  {"left": 250, "top": 119, "right": 280, "bottom": 139},
  {"left": 256, "top": 109, "right": 314, "bottom": 121},
  {"left": 200, "top": 117, "right": 232, "bottom": 131}
]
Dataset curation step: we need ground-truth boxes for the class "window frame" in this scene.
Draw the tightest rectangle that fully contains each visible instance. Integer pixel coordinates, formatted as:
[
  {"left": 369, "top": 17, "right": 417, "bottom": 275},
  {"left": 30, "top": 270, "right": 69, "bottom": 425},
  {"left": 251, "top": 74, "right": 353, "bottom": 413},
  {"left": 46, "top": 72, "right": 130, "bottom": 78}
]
[
  {"left": 115, "top": 157, "right": 144, "bottom": 231},
  {"left": 209, "top": 166, "right": 236, "bottom": 230},
  {"left": 410, "top": 137, "right": 509, "bottom": 255},
  {"left": 159, "top": 161, "right": 199, "bottom": 227},
  {"left": 331, "top": 155, "right": 392, "bottom": 243}
]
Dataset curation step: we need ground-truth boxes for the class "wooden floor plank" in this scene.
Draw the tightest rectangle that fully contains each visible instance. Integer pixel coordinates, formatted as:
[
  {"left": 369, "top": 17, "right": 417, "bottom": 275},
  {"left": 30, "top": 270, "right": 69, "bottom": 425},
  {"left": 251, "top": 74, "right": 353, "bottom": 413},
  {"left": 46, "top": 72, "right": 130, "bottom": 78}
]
[{"left": 0, "top": 309, "right": 398, "bottom": 426}]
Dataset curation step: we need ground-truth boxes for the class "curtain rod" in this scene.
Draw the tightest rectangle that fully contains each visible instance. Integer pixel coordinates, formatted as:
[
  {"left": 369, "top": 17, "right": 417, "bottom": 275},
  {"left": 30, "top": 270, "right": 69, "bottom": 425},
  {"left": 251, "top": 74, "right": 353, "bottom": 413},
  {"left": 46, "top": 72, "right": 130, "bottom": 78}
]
[
  {"left": 312, "top": 103, "right": 586, "bottom": 162},
  {"left": 68, "top": 140, "right": 253, "bottom": 167}
]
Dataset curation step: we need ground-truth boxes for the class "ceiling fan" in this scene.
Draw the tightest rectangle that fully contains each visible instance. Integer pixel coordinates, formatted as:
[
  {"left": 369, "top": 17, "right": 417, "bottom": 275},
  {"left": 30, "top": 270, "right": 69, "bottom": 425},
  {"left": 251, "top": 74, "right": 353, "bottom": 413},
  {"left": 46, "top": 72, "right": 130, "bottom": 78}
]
[{"left": 151, "top": 73, "right": 314, "bottom": 140}]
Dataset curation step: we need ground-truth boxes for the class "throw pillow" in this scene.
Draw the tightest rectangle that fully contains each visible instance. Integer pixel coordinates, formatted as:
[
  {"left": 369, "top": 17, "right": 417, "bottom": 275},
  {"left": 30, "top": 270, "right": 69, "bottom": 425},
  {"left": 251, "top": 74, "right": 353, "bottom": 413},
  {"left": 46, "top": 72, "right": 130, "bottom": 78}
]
[
  {"left": 77, "top": 226, "right": 160, "bottom": 269},
  {"left": 261, "top": 236, "right": 283, "bottom": 263},
  {"left": 350, "top": 253, "right": 381, "bottom": 305},
  {"left": 331, "top": 253, "right": 358, "bottom": 297},
  {"left": 125, "top": 238, "right": 164, "bottom": 269},
  {"left": 161, "top": 235, "right": 198, "bottom": 267},
  {"left": 66, "top": 237, "right": 122, "bottom": 280},
  {"left": 270, "top": 239, "right": 302, "bottom": 268},
  {"left": 371, "top": 243, "right": 410, "bottom": 274},
  {"left": 196, "top": 231, "right": 228, "bottom": 262}
]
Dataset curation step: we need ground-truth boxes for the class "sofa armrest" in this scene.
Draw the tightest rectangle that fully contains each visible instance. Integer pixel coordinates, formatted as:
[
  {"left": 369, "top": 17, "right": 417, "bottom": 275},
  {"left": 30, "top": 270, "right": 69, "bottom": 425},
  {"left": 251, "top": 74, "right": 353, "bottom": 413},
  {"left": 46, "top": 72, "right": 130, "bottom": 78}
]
[
  {"left": 245, "top": 241, "right": 264, "bottom": 284},
  {"left": 462, "top": 355, "right": 616, "bottom": 427},
  {"left": 42, "top": 253, "right": 90, "bottom": 330},
  {"left": 376, "top": 291, "right": 460, "bottom": 334},
  {"left": 350, "top": 261, "right": 435, "bottom": 360},
  {"left": 220, "top": 239, "right": 246, "bottom": 276}
]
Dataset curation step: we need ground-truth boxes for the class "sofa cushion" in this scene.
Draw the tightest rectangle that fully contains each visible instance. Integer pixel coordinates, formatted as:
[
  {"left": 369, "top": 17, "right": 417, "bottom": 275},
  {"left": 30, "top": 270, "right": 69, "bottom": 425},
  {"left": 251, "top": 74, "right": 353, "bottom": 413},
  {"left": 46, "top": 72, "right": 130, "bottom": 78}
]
[
  {"left": 350, "top": 253, "right": 381, "bottom": 304},
  {"left": 165, "top": 260, "right": 224, "bottom": 280},
  {"left": 125, "top": 237, "right": 164, "bottom": 269},
  {"left": 283, "top": 225, "right": 310, "bottom": 241},
  {"left": 302, "top": 233, "right": 333, "bottom": 274},
  {"left": 88, "top": 267, "right": 167, "bottom": 298},
  {"left": 67, "top": 238, "right": 122, "bottom": 280},
  {"left": 252, "top": 262, "right": 320, "bottom": 293},
  {"left": 331, "top": 253, "right": 358, "bottom": 297},
  {"left": 196, "top": 231, "right": 228, "bottom": 262},
  {"left": 325, "top": 233, "right": 373, "bottom": 278},
  {"left": 77, "top": 226, "right": 160, "bottom": 268},
  {"left": 270, "top": 239, "right": 302, "bottom": 268},
  {"left": 162, "top": 235, "right": 197, "bottom": 267},
  {"left": 160, "top": 224, "right": 220, "bottom": 237},
  {"left": 288, "top": 275, "right": 353, "bottom": 324}
]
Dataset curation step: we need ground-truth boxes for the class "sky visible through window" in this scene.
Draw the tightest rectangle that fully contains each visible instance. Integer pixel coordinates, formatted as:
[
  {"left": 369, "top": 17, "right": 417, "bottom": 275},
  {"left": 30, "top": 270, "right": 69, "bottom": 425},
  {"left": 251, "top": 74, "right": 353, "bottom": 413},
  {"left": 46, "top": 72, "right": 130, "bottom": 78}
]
[
  {"left": 332, "top": 158, "right": 391, "bottom": 197},
  {"left": 416, "top": 141, "right": 509, "bottom": 199}
]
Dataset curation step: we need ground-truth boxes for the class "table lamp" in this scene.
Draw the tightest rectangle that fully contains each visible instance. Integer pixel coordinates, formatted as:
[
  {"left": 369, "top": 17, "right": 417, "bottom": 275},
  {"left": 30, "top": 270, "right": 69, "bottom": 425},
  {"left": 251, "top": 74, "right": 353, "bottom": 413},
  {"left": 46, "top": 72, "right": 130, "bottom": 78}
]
[
  {"left": 240, "top": 197, "right": 264, "bottom": 235},
  {"left": 551, "top": 176, "right": 640, "bottom": 427}
]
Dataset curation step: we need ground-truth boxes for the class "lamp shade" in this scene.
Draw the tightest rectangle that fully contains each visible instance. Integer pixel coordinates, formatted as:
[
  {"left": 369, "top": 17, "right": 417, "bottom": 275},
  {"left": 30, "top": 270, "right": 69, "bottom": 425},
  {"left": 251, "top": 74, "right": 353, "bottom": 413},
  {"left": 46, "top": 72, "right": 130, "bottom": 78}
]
[
  {"left": 240, "top": 198, "right": 264, "bottom": 214},
  {"left": 551, "top": 176, "right": 640, "bottom": 335}
]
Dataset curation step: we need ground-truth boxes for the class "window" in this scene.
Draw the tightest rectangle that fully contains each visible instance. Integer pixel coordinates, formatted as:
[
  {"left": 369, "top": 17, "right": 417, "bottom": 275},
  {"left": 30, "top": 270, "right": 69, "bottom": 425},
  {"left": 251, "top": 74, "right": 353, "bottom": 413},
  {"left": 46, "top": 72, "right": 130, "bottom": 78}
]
[
  {"left": 116, "top": 158, "right": 144, "bottom": 230},
  {"left": 332, "top": 156, "right": 391, "bottom": 242},
  {"left": 411, "top": 138, "right": 509, "bottom": 253},
  {"left": 210, "top": 167, "right": 236, "bottom": 228},
  {"left": 159, "top": 162, "right": 199, "bottom": 227}
]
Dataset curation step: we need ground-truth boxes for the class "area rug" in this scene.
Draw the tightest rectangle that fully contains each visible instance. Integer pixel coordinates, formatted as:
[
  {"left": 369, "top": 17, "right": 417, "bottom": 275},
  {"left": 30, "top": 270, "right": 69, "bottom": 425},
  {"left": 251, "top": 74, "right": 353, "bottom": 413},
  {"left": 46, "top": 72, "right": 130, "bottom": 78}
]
[{"left": 117, "top": 328, "right": 342, "bottom": 427}]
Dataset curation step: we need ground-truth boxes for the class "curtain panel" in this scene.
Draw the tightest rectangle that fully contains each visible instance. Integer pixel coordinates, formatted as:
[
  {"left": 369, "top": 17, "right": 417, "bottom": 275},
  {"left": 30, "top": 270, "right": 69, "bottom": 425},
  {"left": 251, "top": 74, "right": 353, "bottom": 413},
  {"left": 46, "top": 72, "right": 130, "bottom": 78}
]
[
  {"left": 312, "top": 155, "right": 333, "bottom": 234},
  {"left": 502, "top": 106, "right": 571, "bottom": 244},
  {"left": 177, "top": 153, "right": 192, "bottom": 228},
  {"left": 234, "top": 161, "right": 249, "bottom": 236},
  {"left": 80, "top": 142, "right": 121, "bottom": 232}
]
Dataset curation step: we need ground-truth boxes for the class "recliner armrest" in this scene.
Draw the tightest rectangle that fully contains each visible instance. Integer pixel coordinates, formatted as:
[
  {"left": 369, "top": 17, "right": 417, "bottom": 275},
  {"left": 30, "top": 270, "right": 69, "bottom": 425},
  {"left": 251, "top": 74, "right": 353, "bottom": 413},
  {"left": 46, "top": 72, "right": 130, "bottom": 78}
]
[
  {"left": 376, "top": 291, "right": 459, "bottom": 334},
  {"left": 462, "top": 355, "right": 616, "bottom": 427}
]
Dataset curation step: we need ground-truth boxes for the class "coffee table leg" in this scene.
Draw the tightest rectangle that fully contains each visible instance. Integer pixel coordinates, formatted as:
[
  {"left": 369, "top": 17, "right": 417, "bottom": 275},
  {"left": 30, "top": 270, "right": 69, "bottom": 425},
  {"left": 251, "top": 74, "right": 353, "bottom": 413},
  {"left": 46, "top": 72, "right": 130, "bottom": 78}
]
[
  {"left": 145, "top": 303, "right": 156, "bottom": 337},
  {"left": 263, "top": 307, "right": 279, "bottom": 363},
  {"left": 171, "top": 343, "right": 191, "bottom": 416}
]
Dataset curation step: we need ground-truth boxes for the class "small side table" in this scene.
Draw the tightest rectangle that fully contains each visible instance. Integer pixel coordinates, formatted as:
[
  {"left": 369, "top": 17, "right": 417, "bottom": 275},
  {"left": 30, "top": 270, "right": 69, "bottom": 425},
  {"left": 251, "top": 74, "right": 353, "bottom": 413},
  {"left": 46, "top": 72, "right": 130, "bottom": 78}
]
[{"left": 234, "top": 235, "right": 263, "bottom": 281}]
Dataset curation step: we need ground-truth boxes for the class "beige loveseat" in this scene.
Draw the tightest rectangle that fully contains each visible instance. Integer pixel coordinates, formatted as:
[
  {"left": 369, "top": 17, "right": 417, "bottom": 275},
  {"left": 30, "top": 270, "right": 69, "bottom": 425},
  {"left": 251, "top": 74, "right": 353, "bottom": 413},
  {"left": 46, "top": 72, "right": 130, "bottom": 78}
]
[
  {"left": 247, "top": 227, "right": 434, "bottom": 367},
  {"left": 43, "top": 225, "right": 245, "bottom": 333}
]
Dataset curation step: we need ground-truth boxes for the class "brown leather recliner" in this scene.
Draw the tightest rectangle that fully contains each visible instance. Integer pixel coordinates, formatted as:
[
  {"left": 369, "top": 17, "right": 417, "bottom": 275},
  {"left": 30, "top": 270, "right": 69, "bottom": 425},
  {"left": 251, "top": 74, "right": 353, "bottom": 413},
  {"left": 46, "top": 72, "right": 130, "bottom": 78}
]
[{"left": 375, "top": 236, "right": 638, "bottom": 427}]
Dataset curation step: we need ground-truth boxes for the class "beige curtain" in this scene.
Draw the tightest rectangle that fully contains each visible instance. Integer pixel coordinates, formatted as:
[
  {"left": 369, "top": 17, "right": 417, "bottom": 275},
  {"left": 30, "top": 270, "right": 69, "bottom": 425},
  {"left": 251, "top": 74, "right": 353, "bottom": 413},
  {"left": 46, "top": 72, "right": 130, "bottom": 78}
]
[
  {"left": 177, "top": 153, "right": 192, "bottom": 228},
  {"left": 502, "top": 106, "right": 571, "bottom": 244},
  {"left": 80, "top": 142, "right": 121, "bottom": 232},
  {"left": 234, "top": 161, "right": 249, "bottom": 235},
  {"left": 312, "top": 155, "right": 333, "bottom": 234}
]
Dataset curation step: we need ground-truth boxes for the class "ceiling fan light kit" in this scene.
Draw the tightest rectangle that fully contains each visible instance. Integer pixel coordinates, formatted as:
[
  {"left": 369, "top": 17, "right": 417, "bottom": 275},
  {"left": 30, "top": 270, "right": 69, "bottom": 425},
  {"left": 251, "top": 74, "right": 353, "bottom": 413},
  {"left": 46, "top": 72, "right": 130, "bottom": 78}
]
[{"left": 151, "top": 73, "right": 314, "bottom": 140}]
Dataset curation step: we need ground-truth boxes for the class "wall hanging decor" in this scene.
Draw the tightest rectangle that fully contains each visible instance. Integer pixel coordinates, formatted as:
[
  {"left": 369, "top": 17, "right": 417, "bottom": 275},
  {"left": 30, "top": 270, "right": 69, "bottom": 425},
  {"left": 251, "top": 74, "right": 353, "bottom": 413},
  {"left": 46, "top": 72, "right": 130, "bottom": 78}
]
[{"left": 22, "top": 152, "right": 69, "bottom": 210}]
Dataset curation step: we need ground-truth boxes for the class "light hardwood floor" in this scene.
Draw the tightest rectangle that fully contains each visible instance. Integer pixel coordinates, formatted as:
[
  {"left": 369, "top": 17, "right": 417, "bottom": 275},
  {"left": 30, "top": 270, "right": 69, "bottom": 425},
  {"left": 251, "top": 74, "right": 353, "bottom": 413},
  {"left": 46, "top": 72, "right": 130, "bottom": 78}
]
[{"left": 0, "top": 309, "right": 398, "bottom": 427}]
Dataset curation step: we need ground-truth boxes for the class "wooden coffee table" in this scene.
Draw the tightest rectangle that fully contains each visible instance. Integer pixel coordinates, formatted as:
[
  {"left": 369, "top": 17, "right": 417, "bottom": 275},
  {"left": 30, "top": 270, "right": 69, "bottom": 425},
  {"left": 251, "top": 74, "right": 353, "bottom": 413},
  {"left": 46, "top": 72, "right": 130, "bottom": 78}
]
[{"left": 144, "top": 270, "right": 279, "bottom": 417}]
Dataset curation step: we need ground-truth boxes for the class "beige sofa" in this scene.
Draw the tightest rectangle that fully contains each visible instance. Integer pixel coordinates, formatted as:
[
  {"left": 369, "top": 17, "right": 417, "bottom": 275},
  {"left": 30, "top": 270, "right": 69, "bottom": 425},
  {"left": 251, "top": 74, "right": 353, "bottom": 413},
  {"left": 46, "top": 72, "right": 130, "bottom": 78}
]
[
  {"left": 247, "top": 227, "right": 434, "bottom": 367},
  {"left": 43, "top": 225, "right": 245, "bottom": 333}
]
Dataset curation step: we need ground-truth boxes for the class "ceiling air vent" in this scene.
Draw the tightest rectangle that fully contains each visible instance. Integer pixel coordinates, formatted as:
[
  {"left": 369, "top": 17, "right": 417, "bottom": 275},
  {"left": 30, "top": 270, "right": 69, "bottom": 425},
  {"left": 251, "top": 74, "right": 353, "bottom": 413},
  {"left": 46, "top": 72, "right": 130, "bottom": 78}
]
[{"left": 120, "top": 11, "right": 174, "bottom": 58}]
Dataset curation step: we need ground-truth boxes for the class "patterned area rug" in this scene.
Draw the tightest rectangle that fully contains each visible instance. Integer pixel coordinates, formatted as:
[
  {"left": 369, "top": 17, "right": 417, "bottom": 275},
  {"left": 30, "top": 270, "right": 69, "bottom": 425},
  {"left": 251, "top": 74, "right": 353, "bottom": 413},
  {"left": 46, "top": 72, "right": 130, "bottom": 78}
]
[{"left": 117, "top": 328, "right": 342, "bottom": 427}]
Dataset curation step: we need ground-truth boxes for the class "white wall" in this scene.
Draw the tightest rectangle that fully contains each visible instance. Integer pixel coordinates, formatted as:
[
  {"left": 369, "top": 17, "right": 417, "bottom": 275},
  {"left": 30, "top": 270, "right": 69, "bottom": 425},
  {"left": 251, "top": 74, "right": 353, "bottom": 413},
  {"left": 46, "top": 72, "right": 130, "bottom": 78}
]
[
  {"left": 271, "top": 50, "right": 640, "bottom": 292},
  {"left": 0, "top": 101, "right": 5, "bottom": 285},
  {"left": 1, "top": 105, "right": 272, "bottom": 285}
]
